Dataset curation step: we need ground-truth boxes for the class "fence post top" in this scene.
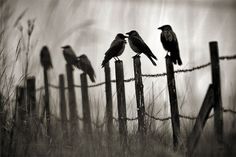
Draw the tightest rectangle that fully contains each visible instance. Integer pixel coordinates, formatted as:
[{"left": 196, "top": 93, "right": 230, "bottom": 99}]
[
  {"left": 209, "top": 41, "right": 218, "bottom": 45},
  {"left": 115, "top": 60, "right": 123, "bottom": 64},
  {"left": 132, "top": 55, "right": 140, "bottom": 59}
]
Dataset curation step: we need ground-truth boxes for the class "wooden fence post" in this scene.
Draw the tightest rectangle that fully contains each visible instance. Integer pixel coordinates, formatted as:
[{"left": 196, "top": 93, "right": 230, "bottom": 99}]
[
  {"left": 133, "top": 56, "right": 146, "bottom": 138},
  {"left": 165, "top": 55, "right": 180, "bottom": 151},
  {"left": 80, "top": 73, "right": 92, "bottom": 135},
  {"left": 187, "top": 84, "right": 214, "bottom": 157},
  {"left": 115, "top": 60, "right": 128, "bottom": 149},
  {"left": 43, "top": 67, "right": 51, "bottom": 137},
  {"left": 104, "top": 62, "right": 113, "bottom": 156},
  {"left": 27, "top": 77, "right": 36, "bottom": 116},
  {"left": 209, "top": 41, "right": 223, "bottom": 144},
  {"left": 59, "top": 74, "right": 68, "bottom": 141},
  {"left": 26, "top": 77, "right": 37, "bottom": 140},
  {"left": 66, "top": 64, "right": 79, "bottom": 140},
  {"left": 105, "top": 62, "right": 113, "bottom": 137}
]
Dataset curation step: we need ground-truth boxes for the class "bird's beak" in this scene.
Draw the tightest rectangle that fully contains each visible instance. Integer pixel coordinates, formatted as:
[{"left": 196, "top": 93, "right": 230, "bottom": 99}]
[
  {"left": 158, "top": 27, "right": 162, "bottom": 30},
  {"left": 124, "top": 35, "right": 128, "bottom": 38},
  {"left": 126, "top": 32, "right": 130, "bottom": 35},
  {"left": 61, "top": 46, "right": 66, "bottom": 49}
]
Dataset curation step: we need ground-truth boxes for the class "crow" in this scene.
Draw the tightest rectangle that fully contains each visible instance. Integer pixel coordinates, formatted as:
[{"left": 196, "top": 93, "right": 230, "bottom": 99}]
[
  {"left": 126, "top": 30, "right": 157, "bottom": 66},
  {"left": 77, "top": 54, "right": 96, "bottom": 82},
  {"left": 62, "top": 45, "right": 81, "bottom": 69},
  {"left": 101, "top": 33, "right": 127, "bottom": 68},
  {"left": 40, "top": 46, "right": 53, "bottom": 70},
  {"left": 158, "top": 25, "right": 182, "bottom": 65}
]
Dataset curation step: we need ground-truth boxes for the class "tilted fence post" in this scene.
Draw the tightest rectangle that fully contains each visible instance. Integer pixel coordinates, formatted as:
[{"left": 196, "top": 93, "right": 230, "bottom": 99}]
[
  {"left": 209, "top": 41, "right": 223, "bottom": 144},
  {"left": 115, "top": 60, "right": 128, "bottom": 150},
  {"left": 133, "top": 56, "right": 146, "bottom": 138},
  {"left": 165, "top": 55, "right": 180, "bottom": 151},
  {"left": 59, "top": 74, "right": 68, "bottom": 141},
  {"left": 187, "top": 84, "right": 214, "bottom": 157},
  {"left": 66, "top": 64, "right": 79, "bottom": 141},
  {"left": 80, "top": 73, "right": 92, "bottom": 135}
]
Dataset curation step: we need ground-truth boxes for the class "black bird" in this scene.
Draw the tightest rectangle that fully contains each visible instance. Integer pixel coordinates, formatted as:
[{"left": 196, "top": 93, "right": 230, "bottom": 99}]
[
  {"left": 158, "top": 25, "right": 182, "bottom": 65},
  {"left": 101, "top": 33, "right": 127, "bottom": 68},
  {"left": 77, "top": 54, "right": 96, "bottom": 82},
  {"left": 62, "top": 45, "right": 81, "bottom": 69},
  {"left": 126, "top": 30, "right": 157, "bottom": 66},
  {"left": 40, "top": 46, "right": 53, "bottom": 70}
]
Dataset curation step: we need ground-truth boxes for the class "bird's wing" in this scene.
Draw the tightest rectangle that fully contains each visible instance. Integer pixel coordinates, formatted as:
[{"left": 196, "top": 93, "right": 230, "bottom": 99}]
[
  {"left": 105, "top": 39, "right": 124, "bottom": 56},
  {"left": 79, "top": 57, "right": 96, "bottom": 82},
  {"left": 40, "top": 49, "right": 53, "bottom": 69},
  {"left": 131, "top": 36, "right": 157, "bottom": 59}
]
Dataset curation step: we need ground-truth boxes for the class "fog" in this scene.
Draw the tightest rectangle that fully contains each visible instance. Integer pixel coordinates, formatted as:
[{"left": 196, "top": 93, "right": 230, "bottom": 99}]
[{"left": 2, "top": 0, "right": 236, "bottom": 120}]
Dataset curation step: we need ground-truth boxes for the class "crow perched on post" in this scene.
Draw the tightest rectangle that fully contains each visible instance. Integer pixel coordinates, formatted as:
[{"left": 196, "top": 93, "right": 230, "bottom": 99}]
[
  {"left": 158, "top": 25, "right": 182, "bottom": 65},
  {"left": 40, "top": 46, "right": 53, "bottom": 69},
  {"left": 77, "top": 54, "right": 96, "bottom": 82},
  {"left": 62, "top": 45, "right": 81, "bottom": 69},
  {"left": 126, "top": 30, "right": 157, "bottom": 66},
  {"left": 101, "top": 33, "right": 127, "bottom": 68}
]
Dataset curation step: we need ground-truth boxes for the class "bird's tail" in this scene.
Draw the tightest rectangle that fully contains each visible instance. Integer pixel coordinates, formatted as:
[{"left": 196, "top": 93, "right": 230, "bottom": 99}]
[
  {"left": 88, "top": 73, "right": 95, "bottom": 83},
  {"left": 177, "top": 57, "right": 182, "bottom": 65},
  {"left": 101, "top": 55, "right": 112, "bottom": 68},
  {"left": 146, "top": 55, "right": 157, "bottom": 66}
]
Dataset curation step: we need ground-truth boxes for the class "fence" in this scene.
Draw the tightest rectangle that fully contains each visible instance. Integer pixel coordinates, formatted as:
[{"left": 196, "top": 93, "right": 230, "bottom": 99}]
[{"left": 12, "top": 41, "right": 236, "bottom": 156}]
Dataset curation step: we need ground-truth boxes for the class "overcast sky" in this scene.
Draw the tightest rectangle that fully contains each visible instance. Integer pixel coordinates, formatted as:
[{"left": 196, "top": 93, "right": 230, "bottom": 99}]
[{"left": 2, "top": 0, "right": 236, "bottom": 122}]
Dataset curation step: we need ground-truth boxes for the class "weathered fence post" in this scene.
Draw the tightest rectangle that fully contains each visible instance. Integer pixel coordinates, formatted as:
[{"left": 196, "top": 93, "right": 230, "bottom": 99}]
[
  {"left": 27, "top": 77, "right": 36, "bottom": 116},
  {"left": 209, "top": 41, "right": 223, "bottom": 144},
  {"left": 59, "top": 74, "right": 68, "bottom": 141},
  {"left": 66, "top": 64, "right": 79, "bottom": 140},
  {"left": 165, "top": 55, "right": 180, "bottom": 151},
  {"left": 15, "top": 86, "right": 27, "bottom": 156},
  {"left": 43, "top": 66, "right": 51, "bottom": 137},
  {"left": 80, "top": 73, "right": 92, "bottom": 135},
  {"left": 187, "top": 84, "right": 214, "bottom": 157},
  {"left": 104, "top": 62, "right": 113, "bottom": 156},
  {"left": 133, "top": 56, "right": 146, "bottom": 138},
  {"left": 105, "top": 62, "right": 113, "bottom": 137},
  {"left": 115, "top": 60, "right": 128, "bottom": 150},
  {"left": 26, "top": 77, "right": 37, "bottom": 141}
]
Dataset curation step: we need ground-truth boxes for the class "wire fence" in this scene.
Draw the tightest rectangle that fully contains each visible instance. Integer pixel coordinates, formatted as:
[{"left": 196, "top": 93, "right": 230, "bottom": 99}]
[
  {"left": 43, "top": 107, "right": 236, "bottom": 129},
  {"left": 35, "top": 54, "right": 236, "bottom": 91}
]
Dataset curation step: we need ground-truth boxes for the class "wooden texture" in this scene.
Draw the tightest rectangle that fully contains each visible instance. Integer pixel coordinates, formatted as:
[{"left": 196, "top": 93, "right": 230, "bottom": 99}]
[
  {"left": 59, "top": 74, "right": 68, "bottom": 141},
  {"left": 115, "top": 60, "right": 128, "bottom": 148},
  {"left": 165, "top": 55, "right": 180, "bottom": 151},
  {"left": 210, "top": 41, "right": 223, "bottom": 143}
]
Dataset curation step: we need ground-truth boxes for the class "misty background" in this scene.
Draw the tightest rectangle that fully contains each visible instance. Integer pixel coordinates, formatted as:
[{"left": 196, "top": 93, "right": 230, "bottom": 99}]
[{"left": 2, "top": 0, "right": 236, "bottom": 131}]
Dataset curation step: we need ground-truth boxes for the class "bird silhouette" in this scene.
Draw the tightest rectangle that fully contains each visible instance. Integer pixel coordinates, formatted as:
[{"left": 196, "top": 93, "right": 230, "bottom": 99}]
[
  {"left": 126, "top": 30, "right": 157, "bottom": 66},
  {"left": 101, "top": 33, "right": 127, "bottom": 67},
  {"left": 77, "top": 54, "right": 96, "bottom": 82},
  {"left": 40, "top": 46, "right": 53, "bottom": 70},
  {"left": 158, "top": 25, "right": 182, "bottom": 65},
  {"left": 62, "top": 45, "right": 81, "bottom": 69}
]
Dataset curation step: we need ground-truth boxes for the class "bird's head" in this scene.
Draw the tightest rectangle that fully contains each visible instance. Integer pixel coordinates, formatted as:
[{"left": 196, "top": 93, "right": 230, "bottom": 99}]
[
  {"left": 158, "top": 25, "right": 172, "bottom": 31},
  {"left": 116, "top": 33, "right": 128, "bottom": 40},
  {"left": 126, "top": 30, "right": 138, "bottom": 36},
  {"left": 77, "top": 54, "right": 87, "bottom": 59},
  {"left": 41, "top": 46, "right": 49, "bottom": 53},
  {"left": 61, "top": 45, "right": 71, "bottom": 50}
]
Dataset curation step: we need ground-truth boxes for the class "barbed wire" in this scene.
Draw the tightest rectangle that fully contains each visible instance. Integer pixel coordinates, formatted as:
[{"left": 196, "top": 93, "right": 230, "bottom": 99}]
[{"left": 34, "top": 54, "right": 236, "bottom": 91}]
